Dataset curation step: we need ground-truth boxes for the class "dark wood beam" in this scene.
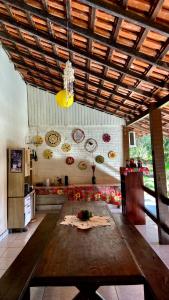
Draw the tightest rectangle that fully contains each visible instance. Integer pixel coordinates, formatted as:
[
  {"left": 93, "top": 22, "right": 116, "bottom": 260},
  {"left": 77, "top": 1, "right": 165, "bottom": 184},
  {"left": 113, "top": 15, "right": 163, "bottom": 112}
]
[
  {"left": 41, "top": 0, "right": 48, "bottom": 12},
  {"left": 79, "top": 0, "right": 169, "bottom": 37},
  {"left": 22, "top": 69, "right": 131, "bottom": 117},
  {"left": 156, "top": 39, "right": 169, "bottom": 61},
  {"left": 1, "top": 1, "right": 169, "bottom": 72},
  {"left": 127, "top": 94, "right": 169, "bottom": 125},
  {"left": 0, "top": 33, "right": 153, "bottom": 99},
  {"left": 0, "top": 14, "right": 166, "bottom": 89},
  {"left": 26, "top": 81, "right": 125, "bottom": 119},
  {"left": 149, "top": 0, "right": 164, "bottom": 20},
  {"left": 113, "top": 18, "right": 123, "bottom": 41},
  {"left": 133, "top": 0, "right": 166, "bottom": 82},
  {"left": 15, "top": 59, "right": 135, "bottom": 117},
  {"left": 132, "top": 123, "right": 150, "bottom": 134},
  {"left": 6, "top": 45, "right": 148, "bottom": 107},
  {"left": 149, "top": 107, "right": 169, "bottom": 244},
  {"left": 88, "top": 6, "right": 97, "bottom": 108}
]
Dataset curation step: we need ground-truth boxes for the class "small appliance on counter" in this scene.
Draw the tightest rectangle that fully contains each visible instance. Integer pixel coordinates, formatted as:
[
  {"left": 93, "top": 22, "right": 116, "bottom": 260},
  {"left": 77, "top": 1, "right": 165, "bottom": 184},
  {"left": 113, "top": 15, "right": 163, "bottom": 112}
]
[{"left": 24, "top": 183, "right": 30, "bottom": 196}]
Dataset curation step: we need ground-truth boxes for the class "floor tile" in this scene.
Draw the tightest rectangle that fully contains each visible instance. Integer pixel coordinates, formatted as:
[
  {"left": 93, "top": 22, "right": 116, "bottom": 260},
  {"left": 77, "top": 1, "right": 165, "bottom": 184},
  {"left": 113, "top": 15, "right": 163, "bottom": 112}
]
[
  {"left": 43, "top": 287, "right": 78, "bottom": 299},
  {"left": 0, "top": 257, "right": 14, "bottom": 269},
  {"left": 152, "top": 245, "right": 169, "bottom": 268},
  {"left": 115, "top": 285, "right": 144, "bottom": 300},
  {"left": 1, "top": 247, "right": 23, "bottom": 258},
  {"left": 31, "top": 287, "right": 44, "bottom": 300},
  {"left": 0, "top": 248, "right": 7, "bottom": 256},
  {"left": 4, "top": 239, "right": 27, "bottom": 248},
  {"left": 98, "top": 286, "right": 118, "bottom": 300},
  {"left": 0, "top": 269, "right": 6, "bottom": 277}
]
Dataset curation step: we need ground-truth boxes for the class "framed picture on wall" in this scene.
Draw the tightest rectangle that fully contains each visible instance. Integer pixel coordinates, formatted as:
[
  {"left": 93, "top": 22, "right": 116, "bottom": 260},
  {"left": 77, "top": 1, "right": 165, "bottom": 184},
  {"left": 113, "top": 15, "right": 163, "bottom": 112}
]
[{"left": 9, "top": 149, "right": 23, "bottom": 173}]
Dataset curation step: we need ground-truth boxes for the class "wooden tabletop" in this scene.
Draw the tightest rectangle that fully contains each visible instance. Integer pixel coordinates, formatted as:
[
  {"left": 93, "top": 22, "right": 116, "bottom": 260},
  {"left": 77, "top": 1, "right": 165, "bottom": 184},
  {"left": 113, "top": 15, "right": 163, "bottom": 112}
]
[{"left": 31, "top": 201, "right": 144, "bottom": 288}]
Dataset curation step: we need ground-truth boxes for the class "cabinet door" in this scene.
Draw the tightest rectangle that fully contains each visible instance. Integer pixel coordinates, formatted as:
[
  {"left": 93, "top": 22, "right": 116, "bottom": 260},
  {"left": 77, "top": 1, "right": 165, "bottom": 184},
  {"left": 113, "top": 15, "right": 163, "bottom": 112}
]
[
  {"left": 25, "top": 148, "right": 30, "bottom": 177},
  {"left": 8, "top": 198, "right": 25, "bottom": 229},
  {"left": 24, "top": 197, "right": 32, "bottom": 226}
]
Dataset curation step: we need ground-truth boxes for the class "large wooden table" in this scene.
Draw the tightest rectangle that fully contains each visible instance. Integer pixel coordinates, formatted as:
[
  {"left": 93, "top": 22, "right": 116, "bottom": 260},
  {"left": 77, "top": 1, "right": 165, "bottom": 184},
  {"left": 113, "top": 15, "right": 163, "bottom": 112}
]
[{"left": 30, "top": 201, "right": 146, "bottom": 300}]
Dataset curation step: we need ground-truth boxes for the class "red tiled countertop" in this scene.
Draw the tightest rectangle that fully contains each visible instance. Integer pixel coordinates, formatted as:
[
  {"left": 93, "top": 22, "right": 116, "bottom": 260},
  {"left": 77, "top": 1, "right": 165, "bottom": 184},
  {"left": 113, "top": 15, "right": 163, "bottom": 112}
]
[{"left": 34, "top": 184, "right": 121, "bottom": 206}]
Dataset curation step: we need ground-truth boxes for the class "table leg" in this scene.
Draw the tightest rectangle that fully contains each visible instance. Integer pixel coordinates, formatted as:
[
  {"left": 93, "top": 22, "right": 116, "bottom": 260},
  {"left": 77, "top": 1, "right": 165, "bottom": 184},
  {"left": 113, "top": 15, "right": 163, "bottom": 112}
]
[
  {"left": 22, "top": 287, "right": 30, "bottom": 300},
  {"left": 144, "top": 283, "right": 155, "bottom": 300},
  {"left": 73, "top": 286, "right": 105, "bottom": 300}
]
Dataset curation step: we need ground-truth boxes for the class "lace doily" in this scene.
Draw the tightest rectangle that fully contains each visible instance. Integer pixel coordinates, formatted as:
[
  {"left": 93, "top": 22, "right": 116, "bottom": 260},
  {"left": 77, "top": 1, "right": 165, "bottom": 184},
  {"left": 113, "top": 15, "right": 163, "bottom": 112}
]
[{"left": 60, "top": 215, "right": 112, "bottom": 230}]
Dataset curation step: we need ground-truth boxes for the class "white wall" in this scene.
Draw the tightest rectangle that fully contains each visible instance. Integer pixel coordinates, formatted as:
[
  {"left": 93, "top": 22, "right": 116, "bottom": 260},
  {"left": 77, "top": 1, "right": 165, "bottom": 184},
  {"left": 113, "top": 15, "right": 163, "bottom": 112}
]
[
  {"left": 27, "top": 86, "right": 125, "bottom": 186},
  {"left": 0, "top": 46, "right": 28, "bottom": 235}
]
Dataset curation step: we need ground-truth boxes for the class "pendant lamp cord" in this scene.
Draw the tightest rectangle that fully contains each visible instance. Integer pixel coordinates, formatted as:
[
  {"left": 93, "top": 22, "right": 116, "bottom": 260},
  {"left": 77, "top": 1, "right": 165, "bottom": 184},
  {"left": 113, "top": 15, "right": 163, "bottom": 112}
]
[{"left": 66, "top": 0, "right": 70, "bottom": 60}]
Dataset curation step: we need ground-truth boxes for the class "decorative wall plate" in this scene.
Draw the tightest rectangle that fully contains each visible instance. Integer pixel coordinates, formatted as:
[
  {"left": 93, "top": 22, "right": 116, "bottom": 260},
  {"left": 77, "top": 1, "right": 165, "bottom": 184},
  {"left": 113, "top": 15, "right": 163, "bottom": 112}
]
[
  {"left": 66, "top": 156, "right": 74, "bottom": 165},
  {"left": 78, "top": 161, "right": 87, "bottom": 170},
  {"left": 43, "top": 149, "right": 53, "bottom": 159},
  {"left": 95, "top": 155, "right": 104, "bottom": 164},
  {"left": 102, "top": 133, "right": 111, "bottom": 143},
  {"left": 45, "top": 131, "right": 61, "bottom": 147},
  {"left": 72, "top": 128, "right": 85, "bottom": 143},
  {"left": 33, "top": 135, "right": 43, "bottom": 146},
  {"left": 61, "top": 143, "right": 71, "bottom": 152},
  {"left": 84, "top": 138, "right": 98, "bottom": 153},
  {"left": 108, "top": 151, "right": 116, "bottom": 159}
]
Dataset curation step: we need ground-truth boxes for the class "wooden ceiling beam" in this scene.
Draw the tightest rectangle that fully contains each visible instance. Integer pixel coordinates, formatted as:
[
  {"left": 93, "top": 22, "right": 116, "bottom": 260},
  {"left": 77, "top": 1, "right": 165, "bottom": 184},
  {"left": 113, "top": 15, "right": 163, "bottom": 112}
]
[
  {"left": 132, "top": 123, "right": 150, "bottom": 134},
  {"left": 2, "top": 1, "right": 169, "bottom": 72},
  {"left": 133, "top": 123, "right": 169, "bottom": 135},
  {"left": 133, "top": 0, "right": 167, "bottom": 84},
  {"left": 15, "top": 61, "right": 132, "bottom": 116},
  {"left": 6, "top": 44, "right": 148, "bottom": 107},
  {"left": 0, "top": 14, "right": 166, "bottom": 90},
  {"left": 127, "top": 94, "right": 169, "bottom": 125},
  {"left": 149, "top": 0, "right": 165, "bottom": 20},
  {"left": 79, "top": 0, "right": 169, "bottom": 37},
  {"left": 26, "top": 80, "right": 126, "bottom": 119},
  {"left": 112, "top": 18, "right": 123, "bottom": 41},
  {"left": 0, "top": 33, "right": 152, "bottom": 99},
  {"left": 13, "top": 58, "right": 139, "bottom": 115}
]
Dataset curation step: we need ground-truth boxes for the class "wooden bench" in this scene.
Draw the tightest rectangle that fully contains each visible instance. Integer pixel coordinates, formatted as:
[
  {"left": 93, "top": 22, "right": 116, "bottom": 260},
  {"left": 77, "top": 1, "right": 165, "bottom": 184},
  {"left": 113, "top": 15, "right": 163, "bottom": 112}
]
[
  {"left": 112, "top": 213, "right": 169, "bottom": 300},
  {"left": 0, "top": 213, "right": 59, "bottom": 300}
]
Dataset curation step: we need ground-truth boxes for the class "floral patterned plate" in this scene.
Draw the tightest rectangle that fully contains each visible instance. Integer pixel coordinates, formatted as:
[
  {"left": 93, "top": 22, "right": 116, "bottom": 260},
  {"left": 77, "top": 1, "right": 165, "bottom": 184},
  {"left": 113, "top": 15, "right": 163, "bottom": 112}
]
[
  {"left": 72, "top": 128, "right": 85, "bottom": 143},
  {"left": 108, "top": 151, "right": 116, "bottom": 159},
  {"left": 66, "top": 156, "right": 74, "bottom": 165},
  {"left": 78, "top": 161, "right": 87, "bottom": 170},
  {"left": 95, "top": 155, "right": 104, "bottom": 164},
  {"left": 102, "top": 133, "right": 111, "bottom": 143},
  {"left": 45, "top": 131, "right": 61, "bottom": 147},
  {"left": 84, "top": 138, "right": 98, "bottom": 153}
]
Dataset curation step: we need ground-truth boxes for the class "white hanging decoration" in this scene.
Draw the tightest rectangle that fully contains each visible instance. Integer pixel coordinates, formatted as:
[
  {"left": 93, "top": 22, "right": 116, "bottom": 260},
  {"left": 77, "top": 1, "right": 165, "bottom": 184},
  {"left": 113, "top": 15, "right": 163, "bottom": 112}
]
[{"left": 63, "top": 60, "right": 75, "bottom": 96}]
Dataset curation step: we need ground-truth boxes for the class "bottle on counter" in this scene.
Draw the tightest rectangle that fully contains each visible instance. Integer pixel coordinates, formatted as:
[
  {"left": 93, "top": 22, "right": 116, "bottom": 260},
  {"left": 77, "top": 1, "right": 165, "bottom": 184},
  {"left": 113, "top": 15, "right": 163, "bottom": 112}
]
[
  {"left": 129, "top": 158, "right": 137, "bottom": 168},
  {"left": 65, "top": 175, "right": 69, "bottom": 186},
  {"left": 137, "top": 159, "right": 142, "bottom": 168},
  {"left": 46, "top": 178, "right": 50, "bottom": 187}
]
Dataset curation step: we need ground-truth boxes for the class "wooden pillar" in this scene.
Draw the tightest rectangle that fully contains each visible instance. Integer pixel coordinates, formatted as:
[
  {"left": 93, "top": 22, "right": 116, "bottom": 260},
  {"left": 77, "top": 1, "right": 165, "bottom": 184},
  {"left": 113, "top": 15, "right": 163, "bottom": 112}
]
[
  {"left": 123, "top": 126, "right": 130, "bottom": 166},
  {"left": 149, "top": 107, "right": 169, "bottom": 244}
]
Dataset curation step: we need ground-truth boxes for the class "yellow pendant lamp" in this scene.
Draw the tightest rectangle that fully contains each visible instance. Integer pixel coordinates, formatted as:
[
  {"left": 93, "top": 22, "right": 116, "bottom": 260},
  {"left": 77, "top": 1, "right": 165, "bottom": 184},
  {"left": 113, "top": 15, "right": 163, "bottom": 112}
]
[{"left": 55, "top": 89, "right": 74, "bottom": 108}]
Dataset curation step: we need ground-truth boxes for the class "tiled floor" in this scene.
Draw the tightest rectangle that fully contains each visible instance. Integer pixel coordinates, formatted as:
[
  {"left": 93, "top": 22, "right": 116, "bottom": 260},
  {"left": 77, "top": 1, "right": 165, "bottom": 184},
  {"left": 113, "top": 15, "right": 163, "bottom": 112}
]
[{"left": 0, "top": 207, "right": 169, "bottom": 300}]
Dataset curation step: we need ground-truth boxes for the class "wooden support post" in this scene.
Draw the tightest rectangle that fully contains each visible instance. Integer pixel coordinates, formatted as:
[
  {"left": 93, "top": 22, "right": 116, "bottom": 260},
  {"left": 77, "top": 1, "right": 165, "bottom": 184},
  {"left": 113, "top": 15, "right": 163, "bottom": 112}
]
[
  {"left": 123, "top": 126, "right": 130, "bottom": 166},
  {"left": 149, "top": 107, "right": 169, "bottom": 244}
]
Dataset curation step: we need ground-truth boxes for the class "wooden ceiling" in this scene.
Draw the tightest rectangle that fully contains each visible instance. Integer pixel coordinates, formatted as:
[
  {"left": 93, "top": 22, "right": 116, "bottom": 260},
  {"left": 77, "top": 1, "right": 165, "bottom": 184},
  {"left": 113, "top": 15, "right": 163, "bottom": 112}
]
[{"left": 0, "top": 0, "right": 169, "bottom": 136}]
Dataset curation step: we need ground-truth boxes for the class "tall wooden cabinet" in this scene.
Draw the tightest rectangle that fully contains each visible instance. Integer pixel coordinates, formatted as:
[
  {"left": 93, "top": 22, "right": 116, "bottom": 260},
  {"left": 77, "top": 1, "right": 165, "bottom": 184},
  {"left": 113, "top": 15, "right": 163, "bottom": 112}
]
[
  {"left": 7, "top": 148, "right": 35, "bottom": 230},
  {"left": 120, "top": 169, "right": 145, "bottom": 225}
]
